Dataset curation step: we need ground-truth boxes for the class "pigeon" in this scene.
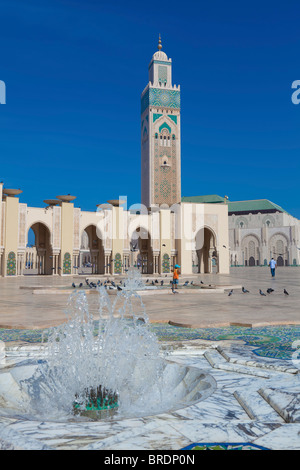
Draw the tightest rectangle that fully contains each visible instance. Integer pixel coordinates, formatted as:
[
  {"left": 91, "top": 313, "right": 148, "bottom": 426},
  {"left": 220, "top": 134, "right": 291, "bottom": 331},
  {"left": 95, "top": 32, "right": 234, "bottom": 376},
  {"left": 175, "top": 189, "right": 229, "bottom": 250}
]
[
  {"left": 267, "top": 288, "right": 274, "bottom": 294},
  {"left": 161, "top": 280, "right": 164, "bottom": 286},
  {"left": 85, "top": 279, "right": 89, "bottom": 285},
  {"left": 284, "top": 289, "right": 289, "bottom": 296},
  {"left": 146, "top": 279, "right": 149, "bottom": 283},
  {"left": 191, "top": 281, "right": 194, "bottom": 285},
  {"left": 200, "top": 281, "right": 204, "bottom": 284},
  {"left": 117, "top": 285, "right": 122, "bottom": 291},
  {"left": 72, "top": 283, "right": 76, "bottom": 288},
  {"left": 242, "top": 287, "right": 249, "bottom": 293},
  {"left": 152, "top": 280, "right": 155, "bottom": 286},
  {"left": 228, "top": 290, "right": 233, "bottom": 296},
  {"left": 155, "top": 279, "right": 159, "bottom": 284},
  {"left": 79, "top": 283, "right": 83, "bottom": 288},
  {"left": 183, "top": 281, "right": 189, "bottom": 286},
  {"left": 111, "top": 281, "right": 116, "bottom": 287},
  {"left": 259, "top": 289, "right": 266, "bottom": 296}
]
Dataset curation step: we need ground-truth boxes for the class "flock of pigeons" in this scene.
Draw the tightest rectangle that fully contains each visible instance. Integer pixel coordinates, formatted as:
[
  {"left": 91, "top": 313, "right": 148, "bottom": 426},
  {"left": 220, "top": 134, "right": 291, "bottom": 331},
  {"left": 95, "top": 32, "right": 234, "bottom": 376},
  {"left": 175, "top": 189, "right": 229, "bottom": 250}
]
[
  {"left": 228, "top": 286, "right": 289, "bottom": 296},
  {"left": 72, "top": 279, "right": 123, "bottom": 291},
  {"left": 71, "top": 278, "right": 199, "bottom": 291},
  {"left": 71, "top": 279, "right": 290, "bottom": 297}
]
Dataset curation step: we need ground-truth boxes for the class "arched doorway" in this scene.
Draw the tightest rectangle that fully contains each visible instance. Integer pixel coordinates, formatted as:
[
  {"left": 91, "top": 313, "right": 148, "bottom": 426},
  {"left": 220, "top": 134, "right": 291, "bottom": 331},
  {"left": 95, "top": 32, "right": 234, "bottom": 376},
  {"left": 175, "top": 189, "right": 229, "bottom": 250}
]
[
  {"left": 130, "top": 227, "right": 153, "bottom": 274},
  {"left": 80, "top": 225, "right": 105, "bottom": 274},
  {"left": 196, "top": 227, "right": 217, "bottom": 274},
  {"left": 25, "top": 222, "right": 52, "bottom": 275},
  {"left": 249, "top": 256, "right": 255, "bottom": 267},
  {"left": 277, "top": 256, "right": 284, "bottom": 267}
]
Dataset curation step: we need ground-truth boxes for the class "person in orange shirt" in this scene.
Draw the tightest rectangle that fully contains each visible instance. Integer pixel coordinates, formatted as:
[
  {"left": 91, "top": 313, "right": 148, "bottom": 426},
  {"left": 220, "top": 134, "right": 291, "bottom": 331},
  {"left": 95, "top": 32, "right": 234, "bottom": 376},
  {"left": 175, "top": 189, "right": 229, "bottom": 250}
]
[{"left": 172, "top": 264, "right": 180, "bottom": 293}]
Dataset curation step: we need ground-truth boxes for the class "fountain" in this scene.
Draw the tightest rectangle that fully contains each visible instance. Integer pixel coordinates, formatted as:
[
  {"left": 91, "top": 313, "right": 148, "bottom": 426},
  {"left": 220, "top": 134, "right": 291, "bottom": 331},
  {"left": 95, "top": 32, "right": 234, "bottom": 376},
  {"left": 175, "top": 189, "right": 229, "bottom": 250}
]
[{"left": 0, "top": 269, "right": 216, "bottom": 430}]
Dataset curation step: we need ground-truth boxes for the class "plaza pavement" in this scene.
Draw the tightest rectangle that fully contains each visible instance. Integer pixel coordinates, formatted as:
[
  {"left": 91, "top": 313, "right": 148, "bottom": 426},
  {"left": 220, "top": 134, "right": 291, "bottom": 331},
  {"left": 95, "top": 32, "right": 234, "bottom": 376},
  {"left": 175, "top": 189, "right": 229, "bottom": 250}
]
[{"left": 0, "top": 267, "right": 299, "bottom": 330}]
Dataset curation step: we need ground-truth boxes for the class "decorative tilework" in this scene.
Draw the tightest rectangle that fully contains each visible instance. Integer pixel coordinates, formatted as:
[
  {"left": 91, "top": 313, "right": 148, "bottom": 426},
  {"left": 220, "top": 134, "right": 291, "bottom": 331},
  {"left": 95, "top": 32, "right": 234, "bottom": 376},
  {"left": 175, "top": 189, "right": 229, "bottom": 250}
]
[
  {"left": 162, "top": 253, "right": 170, "bottom": 273},
  {"left": 63, "top": 252, "right": 72, "bottom": 275},
  {"left": 168, "top": 115, "right": 177, "bottom": 125},
  {"left": 159, "top": 122, "right": 171, "bottom": 134},
  {"left": 158, "top": 65, "right": 168, "bottom": 84},
  {"left": 148, "top": 60, "right": 172, "bottom": 69},
  {"left": 153, "top": 113, "right": 163, "bottom": 122},
  {"left": 1, "top": 324, "right": 300, "bottom": 363},
  {"left": 141, "top": 88, "right": 180, "bottom": 114},
  {"left": 182, "top": 443, "right": 270, "bottom": 451},
  {"left": 114, "top": 253, "right": 122, "bottom": 274},
  {"left": 7, "top": 251, "right": 16, "bottom": 276},
  {"left": 160, "top": 178, "right": 171, "bottom": 199}
]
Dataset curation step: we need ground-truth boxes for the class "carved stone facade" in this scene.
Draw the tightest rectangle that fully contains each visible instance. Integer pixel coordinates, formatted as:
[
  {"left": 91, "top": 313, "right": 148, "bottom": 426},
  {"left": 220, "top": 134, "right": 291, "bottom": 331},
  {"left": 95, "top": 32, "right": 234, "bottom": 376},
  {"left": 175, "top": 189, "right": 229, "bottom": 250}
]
[{"left": 228, "top": 201, "right": 300, "bottom": 266}]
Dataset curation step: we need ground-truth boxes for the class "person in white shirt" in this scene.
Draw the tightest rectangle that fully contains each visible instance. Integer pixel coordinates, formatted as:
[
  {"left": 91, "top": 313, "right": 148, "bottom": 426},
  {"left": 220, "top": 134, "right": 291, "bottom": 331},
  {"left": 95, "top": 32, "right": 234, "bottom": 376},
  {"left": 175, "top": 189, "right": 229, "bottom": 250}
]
[{"left": 269, "top": 258, "right": 276, "bottom": 277}]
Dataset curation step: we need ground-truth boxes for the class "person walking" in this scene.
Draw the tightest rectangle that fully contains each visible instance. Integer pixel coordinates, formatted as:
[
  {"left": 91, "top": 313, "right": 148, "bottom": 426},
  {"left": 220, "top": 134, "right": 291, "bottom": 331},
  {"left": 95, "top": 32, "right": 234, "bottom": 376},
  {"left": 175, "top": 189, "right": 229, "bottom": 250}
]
[
  {"left": 269, "top": 258, "right": 277, "bottom": 277},
  {"left": 172, "top": 264, "right": 180, "bottom": 293}
]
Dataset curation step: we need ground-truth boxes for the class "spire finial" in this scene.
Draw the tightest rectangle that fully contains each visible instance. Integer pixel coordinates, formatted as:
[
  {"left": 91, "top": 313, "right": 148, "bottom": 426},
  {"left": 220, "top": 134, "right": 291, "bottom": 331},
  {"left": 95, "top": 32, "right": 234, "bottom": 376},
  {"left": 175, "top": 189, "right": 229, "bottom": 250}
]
[{"left": 158, "top": 34, "right": 162, "bottom": 51}]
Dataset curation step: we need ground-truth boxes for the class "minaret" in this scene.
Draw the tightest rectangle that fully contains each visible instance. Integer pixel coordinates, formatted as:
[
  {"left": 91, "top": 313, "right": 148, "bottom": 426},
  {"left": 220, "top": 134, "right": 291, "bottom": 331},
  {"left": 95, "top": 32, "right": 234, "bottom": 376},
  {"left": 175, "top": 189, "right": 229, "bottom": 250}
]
[{"left": 141, "top": 36, "right": 181, "bottom": 208}]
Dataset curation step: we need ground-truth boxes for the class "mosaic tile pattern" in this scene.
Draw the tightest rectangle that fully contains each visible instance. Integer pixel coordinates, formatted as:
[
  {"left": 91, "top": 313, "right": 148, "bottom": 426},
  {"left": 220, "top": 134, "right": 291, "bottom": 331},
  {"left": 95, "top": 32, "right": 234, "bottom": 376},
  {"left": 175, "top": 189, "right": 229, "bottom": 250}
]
[
  {"left": 114, "top": 253, "right": 122, "bottom": 274},
  {"left": 63, "top": 252, "right": 71, "bottom": 275},
  {"left": 182, "top": 442, "right": 270, "bottom": 451},
  {"left": 7, "top": 252, "right": 16, "bottom": 276},
  {"left": 162, "top": 253, "right": 170, "bottom": 273},
  {"left": 141, "top": 88, "right": 180, "bottom": 114},
  {"left": 1, "top": 324, "right": 300, "bottom": 361}
]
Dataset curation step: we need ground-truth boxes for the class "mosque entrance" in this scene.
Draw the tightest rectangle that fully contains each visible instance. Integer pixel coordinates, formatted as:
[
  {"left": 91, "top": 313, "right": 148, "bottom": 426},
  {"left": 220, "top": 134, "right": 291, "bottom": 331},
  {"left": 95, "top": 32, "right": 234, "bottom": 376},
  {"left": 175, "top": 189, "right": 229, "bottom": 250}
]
[
  {"left": 80, "top": 225, "right": 105, "bottom": 274},
  {"left": 249, "top": 256, "right": 255, "bottom": 267},
  {"left": 195, "top": 227, "right": 218, "bottom": 274},
  {"left": 277, "top": 256, "right": 284, "bottom": 267},
  {"left": 24, "top": 223, "right": 52, "bottom": 275},
  {"left": 130, "top": 227, "right": 153, "bottom": 274}
]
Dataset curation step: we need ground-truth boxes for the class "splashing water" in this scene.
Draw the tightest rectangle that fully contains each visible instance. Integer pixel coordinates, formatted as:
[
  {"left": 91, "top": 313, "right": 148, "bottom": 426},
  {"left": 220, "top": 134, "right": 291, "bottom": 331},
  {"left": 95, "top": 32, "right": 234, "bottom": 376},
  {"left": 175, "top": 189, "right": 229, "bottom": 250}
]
[{"left": 21, "top": 270, "right": 167, "bottom": 421}]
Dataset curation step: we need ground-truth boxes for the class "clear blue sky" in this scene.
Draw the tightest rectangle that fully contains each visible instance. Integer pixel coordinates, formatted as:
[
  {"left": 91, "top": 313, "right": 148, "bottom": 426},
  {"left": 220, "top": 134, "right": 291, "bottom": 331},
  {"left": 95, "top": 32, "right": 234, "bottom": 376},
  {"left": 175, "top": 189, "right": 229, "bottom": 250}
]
[{"left": 1, "top": 0, "right": 300, "bottom": 216}]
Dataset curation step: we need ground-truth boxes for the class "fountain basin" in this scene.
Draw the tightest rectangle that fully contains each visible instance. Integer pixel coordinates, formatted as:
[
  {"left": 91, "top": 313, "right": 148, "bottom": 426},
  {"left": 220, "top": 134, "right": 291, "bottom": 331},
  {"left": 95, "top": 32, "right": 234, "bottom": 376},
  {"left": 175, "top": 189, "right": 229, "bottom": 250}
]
[{"left": 0, "top": 348, "right": 216, "bottom": 422}]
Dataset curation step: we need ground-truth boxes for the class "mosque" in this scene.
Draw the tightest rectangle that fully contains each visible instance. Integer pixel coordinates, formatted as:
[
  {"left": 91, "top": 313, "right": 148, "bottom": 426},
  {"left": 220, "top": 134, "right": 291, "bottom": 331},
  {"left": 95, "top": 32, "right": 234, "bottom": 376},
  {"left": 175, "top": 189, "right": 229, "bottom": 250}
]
[{"left": 0, "top": 38, "right": 298, "bottom": 278}]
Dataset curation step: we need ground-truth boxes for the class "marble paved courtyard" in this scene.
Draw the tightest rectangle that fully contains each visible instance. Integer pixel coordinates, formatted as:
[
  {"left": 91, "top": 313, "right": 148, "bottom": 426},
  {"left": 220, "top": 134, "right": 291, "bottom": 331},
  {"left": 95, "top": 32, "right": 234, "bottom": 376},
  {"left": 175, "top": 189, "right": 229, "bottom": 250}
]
[{"left": 0, "top": 267, "right": 300, "bottom": 450}]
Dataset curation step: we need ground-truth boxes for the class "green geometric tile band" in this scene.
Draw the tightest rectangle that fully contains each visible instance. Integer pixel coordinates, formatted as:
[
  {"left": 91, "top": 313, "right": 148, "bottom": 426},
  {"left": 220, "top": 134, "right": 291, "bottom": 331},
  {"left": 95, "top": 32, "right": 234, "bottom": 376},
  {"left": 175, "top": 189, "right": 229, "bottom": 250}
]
[
  {"left": 1, "top": 324, "right": 300, "bottom": 362},
  {"left": 7, "top": 251, "right": 16, "bottom": 276},
  {"left": 141, "top": 88, "right": 180, "bottom": 114}
]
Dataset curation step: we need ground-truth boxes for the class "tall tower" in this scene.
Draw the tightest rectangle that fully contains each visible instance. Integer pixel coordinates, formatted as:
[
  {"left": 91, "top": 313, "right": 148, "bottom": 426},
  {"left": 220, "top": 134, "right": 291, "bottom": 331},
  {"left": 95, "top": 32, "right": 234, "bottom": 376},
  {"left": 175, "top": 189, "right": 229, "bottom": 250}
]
[{"left": 141, "top": 36, "right": 181, "bottom": 208}]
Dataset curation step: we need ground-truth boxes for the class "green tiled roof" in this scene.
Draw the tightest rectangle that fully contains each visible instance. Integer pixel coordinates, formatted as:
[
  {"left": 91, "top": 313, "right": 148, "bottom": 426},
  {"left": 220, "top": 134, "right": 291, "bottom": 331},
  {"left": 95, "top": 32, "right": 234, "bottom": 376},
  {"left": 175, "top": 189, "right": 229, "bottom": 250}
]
[
  {"left": 181, "top": 195, "right": 226, "bottom": 204},
  {"left": 181, "top": 195, "right": 288, "bottom": 215},
  {"left": 227, "top": 199, "right": 287, "bottom": 214}
]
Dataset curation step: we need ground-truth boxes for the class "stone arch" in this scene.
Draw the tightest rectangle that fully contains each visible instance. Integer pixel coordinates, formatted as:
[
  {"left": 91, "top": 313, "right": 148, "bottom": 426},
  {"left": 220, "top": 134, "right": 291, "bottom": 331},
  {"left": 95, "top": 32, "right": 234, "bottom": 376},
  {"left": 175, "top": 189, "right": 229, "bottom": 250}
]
[
  {"left": 269, "top": 232, "right": 289, "bottom": 266},
  {"left": 80, "top": 224, "right": 105, "bottom": 274},
  {"left": 25, "top": 222, "right": 52, "bottom": 275},
  {"left": 195, "top": 226, "right": 217, "bottom": 273},
  {"left": 235, "top": 216, "right": 248, "bottom": 229},
  {"left": 241, "top": 233, "right": 261, "bottom": 266},
  {"left": 128, "top": 218, "right": 152, "bottom": 244},
  {"left": 130, "top": 226, "right": 153, "bottom": 274},
  {"left": 262, "top": 214, "right": 275, "bottom": 228}
]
